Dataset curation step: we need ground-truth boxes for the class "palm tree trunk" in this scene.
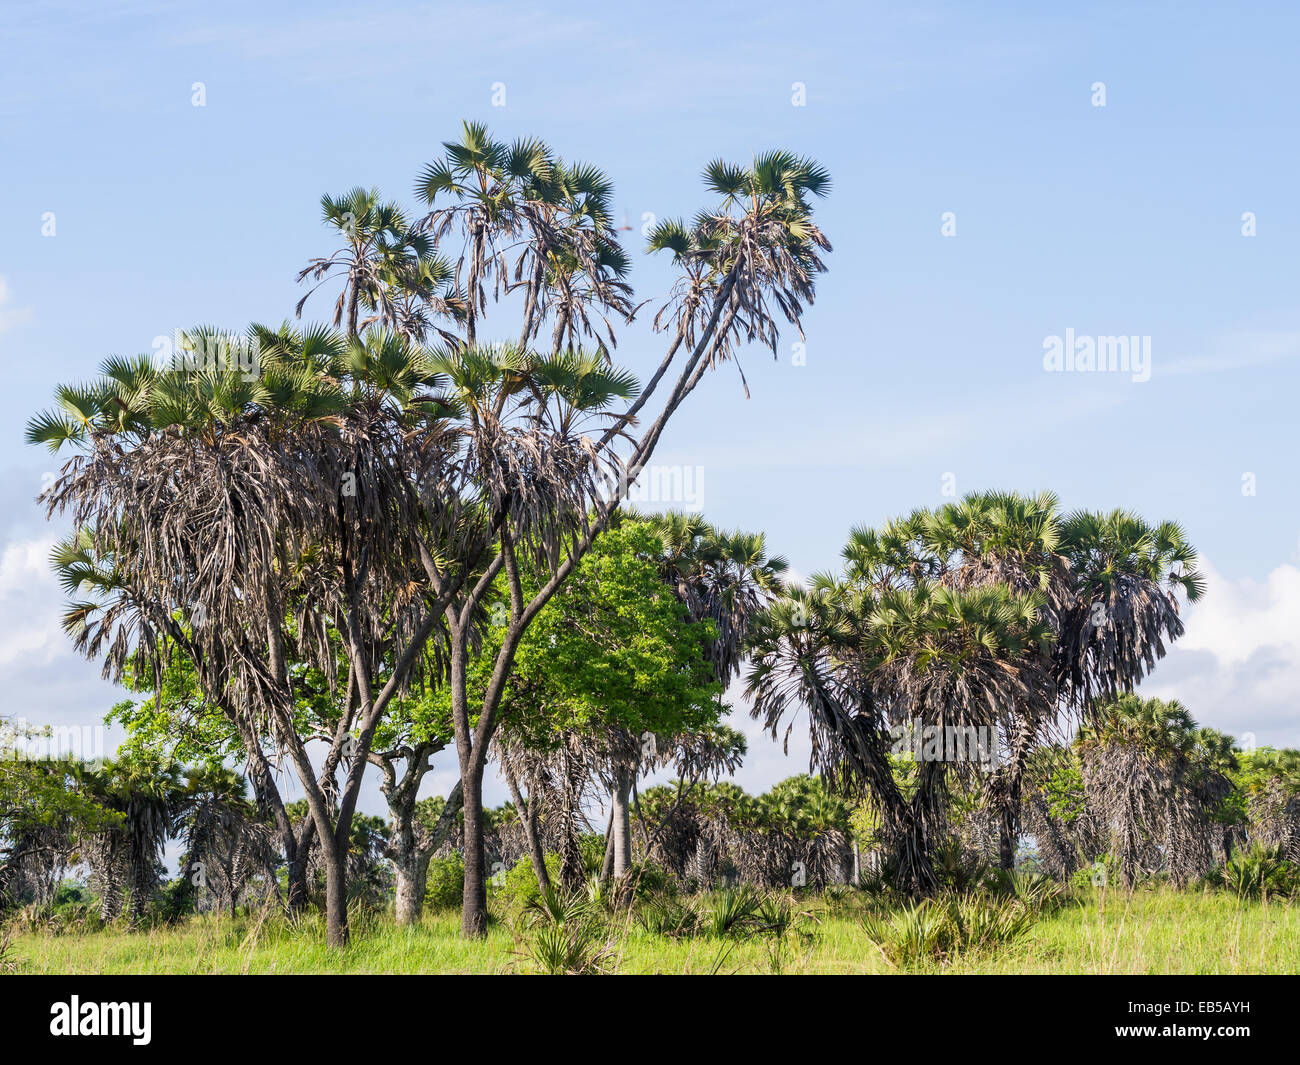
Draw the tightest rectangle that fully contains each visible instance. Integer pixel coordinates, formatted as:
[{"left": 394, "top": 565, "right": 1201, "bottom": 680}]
[
  {"left": 460, "top": 759, "right": 489, "bottom": 937},
  {"left": 559, "top": 748, "right": 584, "bottom": 892},
  {"left": 998, "top": 812, "right": 1015, "bottom": 871},
  {"left": 612, "top": 765, "right": 633, "bottom": 880},
  {"left": 322, "top": 838, "right": 348, "bottom": 947},
  {"left": 600, "top": 807, "right": 615, "bottom": 883}
]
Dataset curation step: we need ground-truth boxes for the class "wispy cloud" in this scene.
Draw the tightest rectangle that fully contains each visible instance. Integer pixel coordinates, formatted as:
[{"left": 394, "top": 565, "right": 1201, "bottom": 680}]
[
  {"left": 659, "top": 382, "right": 1130, "bottom": 472},
  {"left": 1157, "top": 329, "right": 1300, "bottom": 377},
  {"left": 0, "top": 277, "right": 33, "bottom": 336}
]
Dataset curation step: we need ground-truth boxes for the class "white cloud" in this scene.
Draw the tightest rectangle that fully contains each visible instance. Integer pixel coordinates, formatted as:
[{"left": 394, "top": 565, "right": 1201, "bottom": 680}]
[
  {"left": 1144, "top": 558, "right": 1300, "bottom": 749},
  {"left": 0, "top": 535, "right": 65, "bottom": 668}
]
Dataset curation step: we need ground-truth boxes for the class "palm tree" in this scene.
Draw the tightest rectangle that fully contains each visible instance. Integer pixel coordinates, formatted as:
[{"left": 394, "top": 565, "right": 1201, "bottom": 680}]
[
  {"left": 866, "top": 582, "right": 1056, "bottom": 892},
  {"left": 1076, "top": 695, "right": 1229, "bottom": 886},
  {"left": 749, "top": 495, "right": 1066, "bottom": 895},
  {"left": 916, "top": 491, "right": 1069, "bottom": 870},
  {"left": 853, "top": 492, "right": 1205, "bottom": 874},
  {"left": 1055, "top": 510, "right": 1204, "bottom": 708},
  {"left": 81, "top": 757, "right": 182, "bottom": 921},
  {"left": 30, "top": 323, "right": 469, "bottom": 946},
  {"left": 178, "top": 764, "right": 277, "bottom": 917},
  {"left": 1236, "top": 748, "right": 1300, "bottom": 861},
  {"left": 32, "top": 125, "right": 834, "bottom": 941},
  {"left": 296, "top": 187, "right": 453, "bottom": 339},
  {"left": 644, "top": 511, "right": 788, "bottom": 689}
]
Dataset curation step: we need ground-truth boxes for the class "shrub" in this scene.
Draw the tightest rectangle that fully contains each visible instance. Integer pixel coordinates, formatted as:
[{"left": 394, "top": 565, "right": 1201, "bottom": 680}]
[
  {"left": 424, "top": 854, "right": 465, "bottom": 912},
  {"left": 705, "top": 885, "right": 766, "bottom": 938},
  {"left": 861, "top": 900, "right": 953, "bottom": 968},
  {"left": 629, "top": 860, "right": 671, "bottom": 897},
  {"left": 1208, "top": 845, "right": 1298, "bottom": 900},
  {"left": 933, "top": 840, "right": 997, "bottom": 893},
  {"left": 636, "top": 892, "right": 702, "bottom": 939},
  {"left": 516, "top": 885, "right": 613, "bottom": 975},
  {"left": 152, "top": 877, "right": 197, "bottom": 924},
  {"left": 861, "top": 893, "right": 1036, "bottom": 969},
  {"left": 1007, "top": 869, "right": 1062, "bottom": 913},
  {"left": 492, "top": 854, "right": 560, "bottom": 911},
  {"left": 1069, "top": 853, "right": 1119, "bottom": 894}
]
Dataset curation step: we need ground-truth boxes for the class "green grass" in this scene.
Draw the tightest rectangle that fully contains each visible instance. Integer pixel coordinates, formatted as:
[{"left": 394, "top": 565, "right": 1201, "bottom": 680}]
[{"left": 7, "top": 886, "right": 1299, "bottom": 974}]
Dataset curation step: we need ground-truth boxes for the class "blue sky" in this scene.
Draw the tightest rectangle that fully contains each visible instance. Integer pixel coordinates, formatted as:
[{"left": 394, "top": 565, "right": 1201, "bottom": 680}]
[{"left": 2, "top": 0, "right": 1299, "bottom": 813}]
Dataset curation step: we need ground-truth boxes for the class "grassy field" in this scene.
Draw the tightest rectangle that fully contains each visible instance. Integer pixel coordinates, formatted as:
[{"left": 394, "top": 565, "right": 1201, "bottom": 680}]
[{"left": 7, "top": 886, "right": 1298, "bottom": 975}]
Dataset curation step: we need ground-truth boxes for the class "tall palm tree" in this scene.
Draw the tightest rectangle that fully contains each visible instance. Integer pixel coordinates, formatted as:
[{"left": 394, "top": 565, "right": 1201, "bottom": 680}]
[
  {"left": 32, "top": 125, "right": 834, "bottom": 942},
  {"left": 915, "top": 491, "right": 1069, "bottom": 869},
  {"left": 1056, "top": 510, "right": 1204, "bottom": 708},
  {"left": 296, "top": 187, "right": 451, "bottom": 339}
]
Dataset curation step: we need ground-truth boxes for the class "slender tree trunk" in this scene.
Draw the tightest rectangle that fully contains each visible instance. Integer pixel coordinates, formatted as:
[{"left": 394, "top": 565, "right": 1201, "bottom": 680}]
[
  {"left": 285, "top": 854, "right": 308, "bottom": 912},
  {"left": 389, "top": 775, "right": 461, "bottom": 926},
  {"left": 237, "top": 714, "right": 309, "bottom": 912},
  {"left": 460, "top": 759, "right": 488, "bottom": 937},
  {"left": 390, "top": 813, "right": 422, "bottom": 927},
  {"left": 612, "top": 765, "right": 633, "bottom": 880},
  {"left": 600, "top": 807, "right": 615, "bottom": 884},
  {"left": 503, "top": 762, "right": 550, "bottom": 894}
]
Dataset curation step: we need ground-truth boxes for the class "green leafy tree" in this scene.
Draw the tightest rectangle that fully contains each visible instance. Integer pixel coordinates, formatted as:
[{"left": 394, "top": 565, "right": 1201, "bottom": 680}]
[{"left": 475, "top": 521, "right": 723, "bottom": 890}]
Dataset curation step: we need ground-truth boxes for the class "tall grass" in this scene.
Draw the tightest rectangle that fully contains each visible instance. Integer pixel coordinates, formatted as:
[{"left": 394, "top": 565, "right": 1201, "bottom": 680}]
[{"left": 5, "top": 886, "right": 1299, "bottom": 975}]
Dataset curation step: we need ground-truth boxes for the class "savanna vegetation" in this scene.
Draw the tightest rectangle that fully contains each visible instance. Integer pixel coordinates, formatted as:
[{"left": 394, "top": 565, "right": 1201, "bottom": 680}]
[{"left": 5, "top": 122, "right": 1292, "bottom": 975}]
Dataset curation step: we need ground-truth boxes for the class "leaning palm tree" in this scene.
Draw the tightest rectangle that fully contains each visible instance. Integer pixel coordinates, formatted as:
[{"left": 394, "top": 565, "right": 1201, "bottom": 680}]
[
  {"left": 629, "top": 150, "right": 832, "bottom": 422},
  {"left": 747, "top": 493, "right": 1203, "bottom": 895},
  {"left": 746, "top": 584, "right": 918, "bottom": 881}
]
